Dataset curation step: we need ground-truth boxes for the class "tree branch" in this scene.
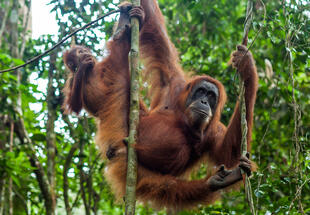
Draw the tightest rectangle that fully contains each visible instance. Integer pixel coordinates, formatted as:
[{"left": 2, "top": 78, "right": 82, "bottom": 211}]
[
  {"left": 45, "top": 50, "right": 58, "bottom": 214},
  {"left": 125, "top": 0, "right": 141, "bottom": 214}
]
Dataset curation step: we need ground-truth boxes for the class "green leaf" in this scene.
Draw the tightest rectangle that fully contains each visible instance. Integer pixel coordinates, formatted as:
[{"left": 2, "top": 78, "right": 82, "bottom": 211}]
[{"left": 31, "top": 133, "right": 46, "bottom": 141}]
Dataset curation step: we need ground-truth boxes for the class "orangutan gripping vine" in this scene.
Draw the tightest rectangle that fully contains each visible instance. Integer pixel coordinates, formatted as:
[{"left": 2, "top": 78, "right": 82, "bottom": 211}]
[{"left": 62, "top": 0, "right": 258, "bottom": 210}]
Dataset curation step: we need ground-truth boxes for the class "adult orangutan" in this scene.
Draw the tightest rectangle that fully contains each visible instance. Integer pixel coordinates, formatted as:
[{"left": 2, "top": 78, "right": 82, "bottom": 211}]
[{"left": 62, "top": 0, "right": 258, "bottom": 211}]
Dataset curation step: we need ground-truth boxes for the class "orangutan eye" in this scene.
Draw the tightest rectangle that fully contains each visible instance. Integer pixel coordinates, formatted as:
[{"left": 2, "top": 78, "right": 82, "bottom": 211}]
[
  {"left": 77, "top": 49, "right": 84, "bottom": 55},
  {"left": 206, "top": 91, "right": 215, "bottom": 99},
  {"left": 186, "top": 83, "right": 191, "bottom": 90},
  {"left": 193, "top": 88, "right": 206, "bottom": 100},
  {"left": 207, "top": 91, "right": 217, "bottom": 108}
]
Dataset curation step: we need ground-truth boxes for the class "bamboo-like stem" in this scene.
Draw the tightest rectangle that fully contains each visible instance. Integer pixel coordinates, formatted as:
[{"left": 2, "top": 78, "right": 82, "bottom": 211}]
[
  {"left": 239, "top": 0, "right": 255, "bottom": 214},
  {"left": 125, "top": 0, "right": 140, "bottom": 214}
]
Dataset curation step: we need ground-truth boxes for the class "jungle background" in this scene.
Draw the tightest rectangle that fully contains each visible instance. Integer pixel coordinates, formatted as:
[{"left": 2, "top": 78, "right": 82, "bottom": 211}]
[{"left": 0, "top": 0, "right": 309, "bottom": 214}]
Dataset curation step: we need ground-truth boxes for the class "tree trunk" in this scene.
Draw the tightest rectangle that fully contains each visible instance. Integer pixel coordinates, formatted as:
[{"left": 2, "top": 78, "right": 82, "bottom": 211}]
[
  {"left": 63, "top": 142, "right": 78, "bottom": 215},
  {"left": 5, "top": 0, "right": 20, "bottom": 213},
  {"left": 46, "top": 51, "right": 58, "bottom": 215},
  {"left": 0, "top": 0, "right": 11, "bottom": 48},
  {"left": 8, "top": 122, "right": 14, "bottom": 215},
  {"left": 78, "top": 123, "right": 91, "bottom": 215},
  {"left": 0, "top": 178, "right": 4, "bottom": 215},
  {"left": 125, "top": 0, "right": 141, "bottom": 214}
]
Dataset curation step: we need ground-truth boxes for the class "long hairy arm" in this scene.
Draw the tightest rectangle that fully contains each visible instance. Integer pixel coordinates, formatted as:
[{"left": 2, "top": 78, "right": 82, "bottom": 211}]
[
  {"left": 212, "top": 45, "right": 258, "bottom": 168},
  {"left": 140, "top": 0, "right": 186, "bottom": 110}
]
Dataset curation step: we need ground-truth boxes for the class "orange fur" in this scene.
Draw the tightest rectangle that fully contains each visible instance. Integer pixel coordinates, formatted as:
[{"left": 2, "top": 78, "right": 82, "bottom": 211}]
[{"left": 62, "top": 0, "right": 258, "bottom": 211}]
